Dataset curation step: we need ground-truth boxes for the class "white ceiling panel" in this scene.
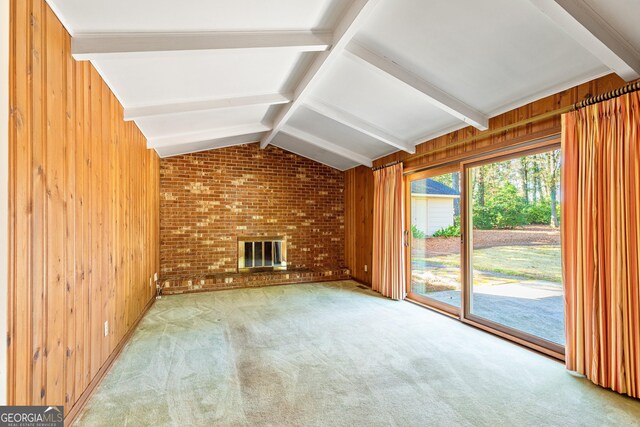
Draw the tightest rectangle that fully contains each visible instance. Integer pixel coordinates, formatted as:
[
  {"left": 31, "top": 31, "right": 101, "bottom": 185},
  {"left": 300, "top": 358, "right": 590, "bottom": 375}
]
[
  {"left": 136, "top": 105, "right": 270, "bottom": 139},
  {"left": 92, "top": 50, "right": 305, "bottom": 108},
  {"left": 310, "top": 53, "right": 461, "bottom": 141},
  {"left": 583, "top": 0, "right": 640, "bottom": 55},
  {"left": 355, "top": 0, "right": 610, "bottom": 116},
  {"left": 272, "top": 133, "right": 359, "bottom": 171},
  {"left": 46, "top": 0, "right": 350, "bottom": 34},
  {"left": 289, "top": 106, "right": 395, "bottom": 159}
]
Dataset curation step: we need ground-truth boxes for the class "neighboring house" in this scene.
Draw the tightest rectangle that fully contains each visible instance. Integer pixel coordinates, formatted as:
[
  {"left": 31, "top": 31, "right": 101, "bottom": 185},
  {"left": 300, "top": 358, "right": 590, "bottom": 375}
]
[{"left": 411, "top": 179, "right": 460, "bottom": 236}]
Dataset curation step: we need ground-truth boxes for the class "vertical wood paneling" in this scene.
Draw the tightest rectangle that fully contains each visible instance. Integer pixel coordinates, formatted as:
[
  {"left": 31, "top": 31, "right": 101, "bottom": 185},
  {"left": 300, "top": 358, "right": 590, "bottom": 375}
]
[
  {"left": 44, "top": 5, "right": 65, "bottom": 405},
  {"left": 6, "top": 0, "right": 16, "bottom": 405},
  {"left": 10, "top": 0, "right": 32, "bottom": 405},
  {"left": 63, "top": 22, "right": 77, "bottom": 407},
  {"left": 8, "top": 0, "right": 160, "bottom": 416},
  {"left": 89, "top": 66, "right": 101, "bottom": 381},
  {"left": 81, "top": 61, "right": 92, "bottom": 392},
  {"left": 31, "top": 0, "right": 46, "bottom": 406},
  {"left": 344, "top": 166, "right": 374, "bottom": 285},
  {"left": 72, "top": 57, "right": 84, "bottom": 407}
]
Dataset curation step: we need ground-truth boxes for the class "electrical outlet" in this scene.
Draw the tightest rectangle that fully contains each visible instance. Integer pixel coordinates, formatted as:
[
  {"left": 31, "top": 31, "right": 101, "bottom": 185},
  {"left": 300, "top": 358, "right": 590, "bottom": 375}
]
[
  {"left": 364, "top": 264, "right": 368, "bottom": 272},
  {"left": 104, "top": 321, "right": 109, "bottom": 337}
]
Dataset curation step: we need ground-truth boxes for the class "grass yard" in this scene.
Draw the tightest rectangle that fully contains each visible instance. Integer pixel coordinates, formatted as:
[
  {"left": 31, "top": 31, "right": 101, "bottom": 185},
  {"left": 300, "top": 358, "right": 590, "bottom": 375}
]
[{"left": 414, "top": 245, "right": 562, "bottom": 283}]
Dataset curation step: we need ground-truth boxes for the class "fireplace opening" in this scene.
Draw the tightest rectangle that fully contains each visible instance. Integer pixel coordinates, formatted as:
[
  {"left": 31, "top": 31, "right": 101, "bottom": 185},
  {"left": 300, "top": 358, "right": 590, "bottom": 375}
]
[{"left": 238, "top": 237, "right": 287, "bottom": 272}]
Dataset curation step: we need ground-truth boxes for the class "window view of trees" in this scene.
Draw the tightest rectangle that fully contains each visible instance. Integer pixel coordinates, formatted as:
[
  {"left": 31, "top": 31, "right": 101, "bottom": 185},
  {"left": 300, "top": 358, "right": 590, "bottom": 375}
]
[
  {"left": 424, "top": 149, "right": 562, "bottom": 237},
  {"left": 472, "top": 150, "right": 561, "bottom": 229}
]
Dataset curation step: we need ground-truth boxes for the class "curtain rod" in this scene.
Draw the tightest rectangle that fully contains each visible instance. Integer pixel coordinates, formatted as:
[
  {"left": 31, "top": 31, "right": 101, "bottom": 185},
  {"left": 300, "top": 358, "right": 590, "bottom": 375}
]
[
  {"left": 573, "top": 80, "right": 640, "bottom": 109},
  {"left": 372, "top": 159, "right": 401, "bottom": 171},
  {"left": 384, "top": 80, "right": 640, "bottom": 166}
]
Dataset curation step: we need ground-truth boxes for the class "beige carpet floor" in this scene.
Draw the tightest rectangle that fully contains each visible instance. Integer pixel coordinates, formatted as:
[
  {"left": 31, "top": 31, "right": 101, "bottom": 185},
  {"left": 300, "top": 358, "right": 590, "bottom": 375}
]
[{"left": 74, "top": 280, "right": 640, "bottom": 426}]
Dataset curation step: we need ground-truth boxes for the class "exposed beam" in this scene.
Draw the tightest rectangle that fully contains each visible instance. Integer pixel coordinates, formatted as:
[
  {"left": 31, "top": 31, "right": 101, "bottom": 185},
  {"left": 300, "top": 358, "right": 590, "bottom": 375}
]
[
  {"left": 304, "top": 98, "right": 415, "bottom": 153},
  {"left": 530, "top": 0, "right": 640, "bottom": 81},
  {"left": 148, "top": 123, "right": 271, "bottom": 148},
  {"left": 345, "top": 43, "right": 489, "bottom": 130},
  {"left": 124, "top": 93, "right": 292, "bottom": 121},
  {"left": 271, "top": 141, "right": 354, "bottom": 171},
  {"left": 281, "top": 125, "right": 373, "bottom": 167},
  {"left": 154, "top": 132, "right": 266, "bottom": 158},
  {"left": 72, "top": 31, "right": 332, "bottom": 60},
  {"left": 260, "top": 0, "right": 382, "bottom": 149}
]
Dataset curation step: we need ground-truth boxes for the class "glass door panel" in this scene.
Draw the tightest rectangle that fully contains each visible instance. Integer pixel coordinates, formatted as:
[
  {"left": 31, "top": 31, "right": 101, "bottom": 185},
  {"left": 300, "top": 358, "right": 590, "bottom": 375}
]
[
  {"left": 408, "top": 169, "right": 461, "bottom": 311},
  {"left": 467, "top": 149, "right": 564, "bottom": 346}
]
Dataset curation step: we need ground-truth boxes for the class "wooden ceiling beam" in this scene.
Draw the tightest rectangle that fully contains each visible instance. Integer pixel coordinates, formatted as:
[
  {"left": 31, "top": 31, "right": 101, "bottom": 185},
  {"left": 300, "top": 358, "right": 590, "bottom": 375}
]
[
  {"left": 260, "top": 0, "right": 382, "bottom": 149},
  {"left": 304, "top": 98, "right": 415, "bottom": 153},
  {"left": 530, "top": 0, "right": 640, "bottom": 81},
  {"left": 124, "top": 93, "right": 292, "bottom": 121},
  {"left": 72, "top": 31, "right": 332, "bottom": 60},
  {"left": 281, "top": 125, "right": 373, "bottom": 167},
  {"left": 345, "top": 42, "right": 489, "bottom": 131},
  {"left": 154, "top": 132, "right": 267, "bottom": 158},
  {"left": 147, "top": 123, "right": 271, "bottom": 148}
]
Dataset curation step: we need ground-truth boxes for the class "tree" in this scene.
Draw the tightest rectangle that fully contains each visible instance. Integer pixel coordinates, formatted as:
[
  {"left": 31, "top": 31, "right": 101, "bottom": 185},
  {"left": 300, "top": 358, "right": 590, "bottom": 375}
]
[
  {"left": 531, "top": 157, "right": 541, "bottom": 203},
  {"left": 473, "top": 182, "right": 527, "bottom": 229},
  {"left": 539, "top": 150, "right": 561, "bottom": 227},
  {"left": 476, "top": 166, "right": 486, "bottom": 207},
  {"left": 452, "top": 172, "right": 460, "bottom": 216},
  {"left": 492, "top": 183, "right": 527, "bottom": 228},
  {"left": 519, "top": 156, "right": 530, "bottom": 204}
]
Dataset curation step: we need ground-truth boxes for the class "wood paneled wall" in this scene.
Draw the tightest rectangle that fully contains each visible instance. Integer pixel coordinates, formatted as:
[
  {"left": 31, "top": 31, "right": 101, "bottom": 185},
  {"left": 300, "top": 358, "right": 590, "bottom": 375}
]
[
  {"left": 344, "top": 74, "right": 629, "bottom": 285},
  {"left": 1, "top": 0, "right": 10, "bottom": 406},
  {"left": 7, "top": 0, "right": 160, "bottom": 415},
  {"left": 344, "top": 166, "right": 374, "bottom": 285}
]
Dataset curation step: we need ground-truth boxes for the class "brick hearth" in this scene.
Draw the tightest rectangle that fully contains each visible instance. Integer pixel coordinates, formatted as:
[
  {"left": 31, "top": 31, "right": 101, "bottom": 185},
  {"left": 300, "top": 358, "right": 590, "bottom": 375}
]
[{"left": 161, "top": 267, "right": 351, "bottom": 295}]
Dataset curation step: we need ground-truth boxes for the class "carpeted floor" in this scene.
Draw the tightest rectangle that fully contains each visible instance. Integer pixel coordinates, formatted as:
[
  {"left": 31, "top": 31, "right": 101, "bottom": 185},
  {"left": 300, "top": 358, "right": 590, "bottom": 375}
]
[{"left": 74, "top": 280, "right": 640, "bottom": 426}]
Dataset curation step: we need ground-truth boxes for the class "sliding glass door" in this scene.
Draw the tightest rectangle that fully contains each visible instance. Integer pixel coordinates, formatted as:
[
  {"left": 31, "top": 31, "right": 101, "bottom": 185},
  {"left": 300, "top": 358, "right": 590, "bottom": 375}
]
[
  {"left": 406, "top": 166, "right": 462, "bottom": 314},
  {"left": 465, "top": 147, "right": 564, "bottom": 351},
  {"left": 405, "top": 141, "right": 564, "bottom": 356}
]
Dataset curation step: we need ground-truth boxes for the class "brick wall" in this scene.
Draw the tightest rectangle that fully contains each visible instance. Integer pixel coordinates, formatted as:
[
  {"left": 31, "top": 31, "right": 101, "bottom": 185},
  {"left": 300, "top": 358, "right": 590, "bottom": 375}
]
[{"left": 160, "top": 143, "right": 346, "bottom": 284}]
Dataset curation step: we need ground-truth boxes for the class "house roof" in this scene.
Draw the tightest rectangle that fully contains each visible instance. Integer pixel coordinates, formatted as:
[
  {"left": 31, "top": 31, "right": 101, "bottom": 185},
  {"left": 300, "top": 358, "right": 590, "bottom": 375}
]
[{"left": 411, "top": 179, "right": 459, "bottom": 197}]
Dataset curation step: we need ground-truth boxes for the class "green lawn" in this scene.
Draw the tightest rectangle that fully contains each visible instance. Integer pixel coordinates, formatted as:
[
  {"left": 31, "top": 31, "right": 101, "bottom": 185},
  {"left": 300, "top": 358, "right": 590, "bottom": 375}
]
[{"left": 415, "top": 245, "right": 562, "bottom": 283}]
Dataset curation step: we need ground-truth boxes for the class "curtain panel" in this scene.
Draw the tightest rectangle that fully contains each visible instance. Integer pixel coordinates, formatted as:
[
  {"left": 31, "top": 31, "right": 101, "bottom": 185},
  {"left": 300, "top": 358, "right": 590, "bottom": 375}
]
[
  {"left": 372, "top": 163, "right": 406, "bottom": 300},
  {"left": 561, "top": 91, "right": 640, "bottom": 398}
]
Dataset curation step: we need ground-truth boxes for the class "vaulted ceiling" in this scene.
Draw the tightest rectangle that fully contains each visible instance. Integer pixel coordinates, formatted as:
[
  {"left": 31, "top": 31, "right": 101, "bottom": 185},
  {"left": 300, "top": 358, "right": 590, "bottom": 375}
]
[{"left": 46, "top": 0, "right": 640, "bottom": 170}]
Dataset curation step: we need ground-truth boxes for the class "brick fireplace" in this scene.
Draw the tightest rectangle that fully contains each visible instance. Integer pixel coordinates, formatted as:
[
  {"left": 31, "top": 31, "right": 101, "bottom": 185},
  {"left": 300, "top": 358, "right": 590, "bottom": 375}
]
[{"left": 159, "top": 143, "right": 350, "bottom": 294}]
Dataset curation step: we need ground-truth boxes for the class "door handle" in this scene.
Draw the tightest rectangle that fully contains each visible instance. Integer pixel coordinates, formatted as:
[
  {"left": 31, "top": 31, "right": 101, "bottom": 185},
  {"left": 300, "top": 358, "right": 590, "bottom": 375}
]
[{"left": 404, "top": 229, "right": 410, "bottom": 247}]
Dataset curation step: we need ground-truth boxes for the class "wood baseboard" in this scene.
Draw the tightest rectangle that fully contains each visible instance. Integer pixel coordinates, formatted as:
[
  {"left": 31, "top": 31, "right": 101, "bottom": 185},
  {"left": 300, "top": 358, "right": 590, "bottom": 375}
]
[{"left": 64, "top": 296, "right": 156, "bottom": 426}]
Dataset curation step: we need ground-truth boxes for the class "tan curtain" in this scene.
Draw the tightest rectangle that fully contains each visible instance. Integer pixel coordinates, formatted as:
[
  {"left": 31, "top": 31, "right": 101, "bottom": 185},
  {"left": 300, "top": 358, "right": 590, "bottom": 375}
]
[
  {"left": 372, "top": 163, "right": 406, "bottom": 300},
  {"left": 561, "top": 91, "right": 640, "bottom": 398}
]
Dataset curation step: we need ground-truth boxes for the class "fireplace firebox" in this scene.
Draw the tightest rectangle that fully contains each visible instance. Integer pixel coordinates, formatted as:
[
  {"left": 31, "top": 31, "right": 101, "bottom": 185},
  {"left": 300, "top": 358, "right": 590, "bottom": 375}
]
[{"left": 238, "top": 237, "right": 287, "bottom": 272}]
